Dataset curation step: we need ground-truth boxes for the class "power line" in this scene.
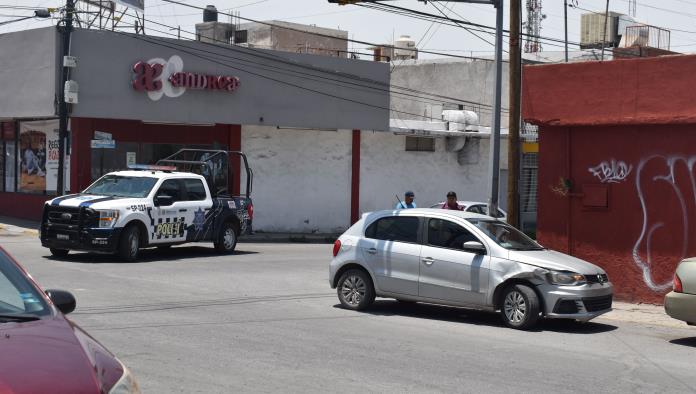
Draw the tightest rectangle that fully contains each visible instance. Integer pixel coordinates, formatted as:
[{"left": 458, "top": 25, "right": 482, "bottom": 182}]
[
  {"left": 102, "top": 7, "right": 509, "bottom": 113},
  {"left": 96, "top": 27, "right": 489, "bottom": 123},
  {"left": 156, "top": 0, "right": 502, "bottom": 62}
]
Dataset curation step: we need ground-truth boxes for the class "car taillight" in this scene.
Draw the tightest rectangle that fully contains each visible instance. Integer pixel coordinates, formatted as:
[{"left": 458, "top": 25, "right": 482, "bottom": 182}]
[
  {"left": 333, "top": 240, "right": 342, "bottom": 257},
  {"left": 674, "top": 273, "right": 683, "bottom": 293},
  {"left": 247, "top": 203, "right": 254, "bottom": 220}
]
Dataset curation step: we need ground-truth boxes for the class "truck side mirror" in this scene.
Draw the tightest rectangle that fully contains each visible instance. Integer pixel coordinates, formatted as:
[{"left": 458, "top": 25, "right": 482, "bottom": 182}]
[{"left": 154, "top": 194, "right": 174, "bottom": 207}]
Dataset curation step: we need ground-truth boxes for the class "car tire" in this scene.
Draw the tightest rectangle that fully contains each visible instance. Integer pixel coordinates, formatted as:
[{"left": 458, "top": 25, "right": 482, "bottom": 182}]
[
  {"left": 117, "top": 225, "right": 140, "bottom": 262},
  {"left": 337, "top": 269, "right": 375, "bottom": 311},
  {"left": 214, "top": 222, "right": 238, "bottom": 254},
  {"left": 500, "top": 284, "right": 540, "bottom": 330},
  {"left": 50, "top": 248, "right": 69, "bottom": 258}
]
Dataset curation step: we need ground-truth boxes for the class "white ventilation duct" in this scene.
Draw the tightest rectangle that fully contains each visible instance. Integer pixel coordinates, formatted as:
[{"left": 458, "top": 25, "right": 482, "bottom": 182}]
[{"left": 442, "top": 110, "right": 479, "bottom": 131}]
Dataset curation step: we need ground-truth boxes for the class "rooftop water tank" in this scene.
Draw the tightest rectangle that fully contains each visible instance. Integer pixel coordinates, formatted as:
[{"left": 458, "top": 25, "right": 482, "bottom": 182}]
[
  {"left": 394, "top": 35, "right": 417, "bottom": 60},
  {"left": 203, "top": 5, "right": 218, "bottom": 22}
]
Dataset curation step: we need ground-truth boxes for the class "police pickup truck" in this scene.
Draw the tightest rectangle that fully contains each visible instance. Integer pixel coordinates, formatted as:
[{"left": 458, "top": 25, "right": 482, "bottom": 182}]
[{"left": 40, "top": 150, "right": 253, "bottom": 261}]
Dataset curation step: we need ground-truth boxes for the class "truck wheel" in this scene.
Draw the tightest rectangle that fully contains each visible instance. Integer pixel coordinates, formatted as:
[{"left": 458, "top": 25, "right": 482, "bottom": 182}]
[
  {"left": 118, "top": 225, "right": 140, "bottom": 262},
  {"left": 50, "top": 248, "right": 69, "bottom": 258},
  {"left": 214, "top": 222, "right": 238, "bottom": 253}
]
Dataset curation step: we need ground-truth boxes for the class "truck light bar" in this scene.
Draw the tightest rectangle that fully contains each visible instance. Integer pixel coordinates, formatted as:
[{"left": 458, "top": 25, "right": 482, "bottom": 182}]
[{"left": 127, "top": 164, "right": 177, "bottom": 171}]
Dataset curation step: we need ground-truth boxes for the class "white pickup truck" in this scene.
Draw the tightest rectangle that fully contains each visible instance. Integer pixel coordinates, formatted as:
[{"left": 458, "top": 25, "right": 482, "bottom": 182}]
[{"left": 40, "top": 150, "right": 253, "bottom": 261}]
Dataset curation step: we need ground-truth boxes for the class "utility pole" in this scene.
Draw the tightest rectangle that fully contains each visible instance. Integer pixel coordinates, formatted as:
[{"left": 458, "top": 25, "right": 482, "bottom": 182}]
[
  {"left": 564, "top": 0, "right": 569, "bottom": 62},
  {"left": 507, "top": 0, "right": 521, "bottom": 228},
  {"left": 57, "top": 0, "right": 75, "bottom": 196},
  {"left": 601, "top": 0, "right": 610, "bottom": 61},
  {"left": 487, "top": 0, "right": 504, "bottom": 219}
]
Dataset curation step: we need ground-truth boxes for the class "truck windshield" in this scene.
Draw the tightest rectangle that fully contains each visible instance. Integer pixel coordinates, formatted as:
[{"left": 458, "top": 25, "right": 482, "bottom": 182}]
[
  {"left": 467, "top": 219, "right": 544, "bottom": 251},
  {"left": 84, "top": 175, "right": 158, "bottom": 198}
]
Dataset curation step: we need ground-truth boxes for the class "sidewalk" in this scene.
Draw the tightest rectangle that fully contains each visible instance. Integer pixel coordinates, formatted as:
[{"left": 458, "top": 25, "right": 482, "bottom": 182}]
[
  {"left": 0, "top": 216, "right": 39, "bottom": 236},
  {"left": 601, "top": 301, "right": 685, "bottom": 329}
]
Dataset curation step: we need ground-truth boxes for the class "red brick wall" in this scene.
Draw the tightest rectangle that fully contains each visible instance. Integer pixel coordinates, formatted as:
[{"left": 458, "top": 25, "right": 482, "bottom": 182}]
[
  {"left": 538, "top": 125, "right": 696, "bottom": 303},
  {"left": 524, "top": 54, "right": 696, "bottom": 303}
]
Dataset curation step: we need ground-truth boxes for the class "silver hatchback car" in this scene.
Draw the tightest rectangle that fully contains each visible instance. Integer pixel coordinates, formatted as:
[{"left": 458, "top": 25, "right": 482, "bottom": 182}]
[{"left": 329, "top": 209, "right": 613, "bottom": 330}]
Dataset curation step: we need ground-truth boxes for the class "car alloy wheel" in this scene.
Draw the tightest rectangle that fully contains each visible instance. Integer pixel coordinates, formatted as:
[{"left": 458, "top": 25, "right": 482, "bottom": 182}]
[
  {"left": 504, "top": 290, "right": 527, "bottom": 324},
  {"left": 500, "top": 284, "right": 540, "bottom": 330},
  {"left": 336, "top": 269, "right": 375, "bottom": 311},
  {"left": 341, "top": 275, "right": 367, "bottom": 306}
]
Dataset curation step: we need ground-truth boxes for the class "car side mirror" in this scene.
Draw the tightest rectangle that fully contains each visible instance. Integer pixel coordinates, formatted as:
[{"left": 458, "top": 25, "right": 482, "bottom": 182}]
[
  {"left": 463, "top": 241, "right": 486, "bottom": 254},
  {"left": 154, "top": 194, "right": 173, "bottom": 207},
  {"left": 45, "top": 289, "right": 76, "bottom": 315}
]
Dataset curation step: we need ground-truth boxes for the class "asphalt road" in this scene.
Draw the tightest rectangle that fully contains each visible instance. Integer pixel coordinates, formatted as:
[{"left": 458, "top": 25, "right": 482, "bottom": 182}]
[{"left": 2, "top": 235, "right": 696, "bottom": 394}]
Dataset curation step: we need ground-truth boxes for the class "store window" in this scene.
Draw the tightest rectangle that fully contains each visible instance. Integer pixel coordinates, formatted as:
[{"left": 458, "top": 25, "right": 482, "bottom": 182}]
[
  {"left": 16, "top": 120, "right": 68, "bottom": 195},
  {"left": 1, "top": 122, "right": 17, "bottom": 193},
  {"left": 91, "top": 143, "right": 213, "bottom": 181}
]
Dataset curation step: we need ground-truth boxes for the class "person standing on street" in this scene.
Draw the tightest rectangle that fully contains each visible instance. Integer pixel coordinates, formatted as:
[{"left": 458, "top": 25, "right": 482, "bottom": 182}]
[
  {"left": 395, "top": 191, "right": 417, "bottom": 209},
  {"left": 441, "top": 191, "right": 464, "bottom": 210}
]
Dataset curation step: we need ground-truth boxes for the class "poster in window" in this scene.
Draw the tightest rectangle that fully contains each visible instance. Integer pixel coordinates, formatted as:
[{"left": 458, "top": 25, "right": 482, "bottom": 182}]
[{"left": 18, "top": 120, "right": 69, "bottom": 194}]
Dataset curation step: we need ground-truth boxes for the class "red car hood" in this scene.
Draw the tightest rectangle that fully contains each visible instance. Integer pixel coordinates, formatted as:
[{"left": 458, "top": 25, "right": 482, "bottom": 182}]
[{"left": 0, "top": 315, "right": 123, "bottom": 394}]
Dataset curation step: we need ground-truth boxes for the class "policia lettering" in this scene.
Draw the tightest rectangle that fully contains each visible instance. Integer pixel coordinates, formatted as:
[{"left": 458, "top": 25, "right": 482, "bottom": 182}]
[{"left": 154, "top": 218, "right": 186, "bottom": 239}]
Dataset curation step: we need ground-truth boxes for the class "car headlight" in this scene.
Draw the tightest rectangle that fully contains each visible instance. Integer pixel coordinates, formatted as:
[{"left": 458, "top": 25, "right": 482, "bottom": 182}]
[
  {"left": 109, "top": 362, "right": 140, "bottom": 394},
  {"left": 547, "top": 271, "right": 586, "bottom": 286},
  {"left": 98, "top": 210, "right": 120, "bottom": 228}
]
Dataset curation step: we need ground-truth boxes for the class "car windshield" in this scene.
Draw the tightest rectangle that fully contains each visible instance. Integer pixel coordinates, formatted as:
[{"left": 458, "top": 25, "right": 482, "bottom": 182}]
[
  {"left": 467, "top": 219, "right": 544, "bottom": 251},
  {"left": 83, "top": 175, "right": 158, "bottom": 198},
  {"left": 0, "top": 249, "right": 50, "bottom": 319}
]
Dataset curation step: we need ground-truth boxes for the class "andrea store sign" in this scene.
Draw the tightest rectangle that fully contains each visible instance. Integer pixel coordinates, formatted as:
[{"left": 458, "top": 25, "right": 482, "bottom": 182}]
[{"left": 132, "top": 55, "right": 240, "bottom": 101}]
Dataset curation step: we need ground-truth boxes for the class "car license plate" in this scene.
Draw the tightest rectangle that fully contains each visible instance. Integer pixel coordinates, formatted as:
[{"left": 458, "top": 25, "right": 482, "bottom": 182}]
[{"left": 56, "top": 234, "right": 69, "bottom": 240}]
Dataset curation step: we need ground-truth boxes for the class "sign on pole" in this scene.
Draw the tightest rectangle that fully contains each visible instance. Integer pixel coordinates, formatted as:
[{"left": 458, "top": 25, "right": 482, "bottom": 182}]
[{"left": 114, "top": 0, "right": 144, "bottom": 11}]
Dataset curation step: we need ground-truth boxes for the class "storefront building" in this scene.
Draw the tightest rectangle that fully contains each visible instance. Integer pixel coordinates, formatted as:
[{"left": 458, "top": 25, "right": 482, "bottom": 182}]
[{"left": 0, "top": 27, "right": 389, "bottom": 224}]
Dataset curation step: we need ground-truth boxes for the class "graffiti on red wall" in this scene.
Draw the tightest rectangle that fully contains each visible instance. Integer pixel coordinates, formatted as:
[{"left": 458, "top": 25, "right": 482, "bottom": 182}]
[
  {"left": 588, "top": 159, "right": 633, "bottom": 183},
  {"left": 632, "top": 155, "right": 696, "bottom": 292}
]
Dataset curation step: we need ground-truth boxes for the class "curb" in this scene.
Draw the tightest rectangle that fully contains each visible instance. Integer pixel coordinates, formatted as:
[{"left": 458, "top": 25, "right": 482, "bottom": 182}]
[
  {"left": 239, "top": 233, "right": 338, "bottom": 244},
  {"left": 0, "top": 224, "right": 39, "bottom": 236}
]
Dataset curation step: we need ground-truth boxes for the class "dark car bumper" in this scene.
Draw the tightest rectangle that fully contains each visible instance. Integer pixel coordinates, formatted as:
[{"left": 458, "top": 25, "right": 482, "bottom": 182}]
[{"left": 41, "top": 226, "right": 122, "bottom": 254}]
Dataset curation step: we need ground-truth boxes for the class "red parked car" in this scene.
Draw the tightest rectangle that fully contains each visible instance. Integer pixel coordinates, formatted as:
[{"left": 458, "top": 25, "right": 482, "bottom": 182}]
[{"left": 0, "top": 247, "right": 139, "bottom": 394}]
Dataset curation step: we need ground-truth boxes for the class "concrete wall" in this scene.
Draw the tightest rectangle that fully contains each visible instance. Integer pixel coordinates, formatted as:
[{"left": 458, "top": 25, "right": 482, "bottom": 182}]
[
  {"left": 68, "top": 28, "right": 388, "bottom": 131},
  {"left": 359, "top": 132, "right": 507, "bottom": 214},
  {"left": 241, "top": 125, "right": 353, "bottom": 233},
  {"left": 240, "top": 21, "right": 348, "bottom": 58},
  {"left": 242, "top": 125, "right": 507, "bottom": 234},
  {"left": 0, "top": 28, "right": 58, "bottom": 119},
  {"left": 390, "top": 59, "right": 510, "bottom": 128}
]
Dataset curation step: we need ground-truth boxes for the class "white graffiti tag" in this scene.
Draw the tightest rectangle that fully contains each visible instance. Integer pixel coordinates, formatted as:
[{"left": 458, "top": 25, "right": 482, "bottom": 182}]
[
  {"left": 588, "top": 159, "right": 633, "bottom": 183},
  {"left": 633, "top": 156, "right": 696, "bottom": 292}
]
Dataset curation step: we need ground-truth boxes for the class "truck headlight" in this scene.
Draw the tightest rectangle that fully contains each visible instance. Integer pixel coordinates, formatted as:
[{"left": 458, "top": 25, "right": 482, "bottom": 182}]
[
  {"left": 98, "top": 210, "right": 120, "bottom": 228},
  {"left": 108, "top": 362, "right": 140, "bottom": 394},
  {"left": 547, "top": 271, "right": 586, "bottom": 286}
]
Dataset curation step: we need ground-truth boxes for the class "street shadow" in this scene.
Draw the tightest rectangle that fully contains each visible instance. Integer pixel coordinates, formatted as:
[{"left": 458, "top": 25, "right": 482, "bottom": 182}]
[
  {"left": 669, "top": 337, "right": 696, "bottom": 348},
  {"left": 43, "top": 246, "right": 259, "bottom": 264},
  {"left": 335, "top": 300, "right": 618, "bottom": 334}
]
